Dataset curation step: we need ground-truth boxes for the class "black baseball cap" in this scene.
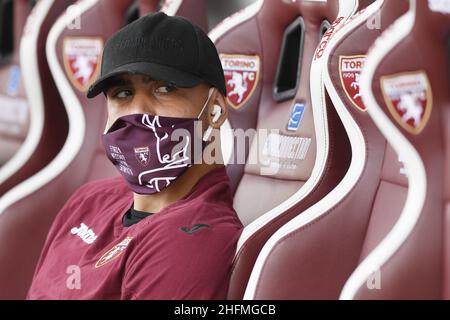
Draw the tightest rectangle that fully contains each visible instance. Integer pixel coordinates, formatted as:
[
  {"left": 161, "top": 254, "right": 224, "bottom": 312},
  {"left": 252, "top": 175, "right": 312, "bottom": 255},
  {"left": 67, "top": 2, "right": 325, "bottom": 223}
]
[{"left": 87, "top": 12, "right": 226, "bottom": 98}]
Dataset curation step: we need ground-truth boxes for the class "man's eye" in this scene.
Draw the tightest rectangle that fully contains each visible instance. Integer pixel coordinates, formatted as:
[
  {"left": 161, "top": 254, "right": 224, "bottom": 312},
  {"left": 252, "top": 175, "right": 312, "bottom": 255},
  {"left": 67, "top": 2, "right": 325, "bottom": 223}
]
[
  {"left": 155, "top": 85, "right": 177, "bottom": 93},
  {"left": 115, "top": 90, "right": 132, "bottom": 98}
]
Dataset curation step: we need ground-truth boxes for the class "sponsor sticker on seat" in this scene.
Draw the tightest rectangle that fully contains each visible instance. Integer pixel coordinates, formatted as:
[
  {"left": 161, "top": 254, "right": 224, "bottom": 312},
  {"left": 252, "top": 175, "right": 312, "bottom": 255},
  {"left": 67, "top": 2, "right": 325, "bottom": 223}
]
[
  {"left": 0, "top": 95, "right": 28, "bottom": 135},
  {"left": 380, "top": 71, "right": 432, "bottom": 135},
  {"left": 63, "top": 37, "right": 103, "bottom": 92},
  {"left": 287, "top": 103, "right": 306, "bottom": 131},
  {"left": 220, "top": 54, "right": 260, "bottom": 110}
]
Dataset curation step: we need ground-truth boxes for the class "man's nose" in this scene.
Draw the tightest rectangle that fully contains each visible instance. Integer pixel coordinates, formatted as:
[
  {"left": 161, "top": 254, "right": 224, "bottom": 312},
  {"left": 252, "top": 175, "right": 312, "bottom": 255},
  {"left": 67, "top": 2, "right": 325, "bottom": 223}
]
[{"left": 130, "top": 92, "right": 156, "bottom": 115}]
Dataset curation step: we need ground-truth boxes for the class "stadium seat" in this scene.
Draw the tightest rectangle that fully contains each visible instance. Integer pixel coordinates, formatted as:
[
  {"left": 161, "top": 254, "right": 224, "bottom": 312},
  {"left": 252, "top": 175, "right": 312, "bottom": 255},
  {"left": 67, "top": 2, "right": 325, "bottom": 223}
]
[
  {"left": 139, "top": 0, "right": 208, "bottom": 32},
  {"left": 0, "top": 0, "right": 214, "bottom": 300},
  {"left": 209, "top": 0, "right": 370, "bottom": 299},
  {"left": 341, "top": 0, "right": 450, "bottom": 299},
  {"left": 0, "top": 0, "right": 134, "bottom": 299},
  {"left": 0, "top": 0, "right": 68, "bottom": 197},
  {"left": 242, "top": 0, "right": 409, "bottom": 299},
  {"left": 0, "top": 0, "right": 75, "bottom": 299}
]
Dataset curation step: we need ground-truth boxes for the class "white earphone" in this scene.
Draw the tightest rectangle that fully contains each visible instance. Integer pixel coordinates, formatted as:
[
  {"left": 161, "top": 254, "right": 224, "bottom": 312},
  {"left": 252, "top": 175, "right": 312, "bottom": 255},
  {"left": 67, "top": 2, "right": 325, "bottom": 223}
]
[
  {"left": 203, "top": 104, "right": 222, "bottom": 141},
  {"left": 211, "top": 104, "right": 222, "bottom": 123}
]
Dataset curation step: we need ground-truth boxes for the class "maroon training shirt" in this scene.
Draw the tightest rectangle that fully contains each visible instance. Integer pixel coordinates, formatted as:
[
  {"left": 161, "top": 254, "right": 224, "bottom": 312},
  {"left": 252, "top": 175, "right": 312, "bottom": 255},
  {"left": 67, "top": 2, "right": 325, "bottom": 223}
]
[{"left": 27, "top": 167, "right": 243, "bottom": 299}]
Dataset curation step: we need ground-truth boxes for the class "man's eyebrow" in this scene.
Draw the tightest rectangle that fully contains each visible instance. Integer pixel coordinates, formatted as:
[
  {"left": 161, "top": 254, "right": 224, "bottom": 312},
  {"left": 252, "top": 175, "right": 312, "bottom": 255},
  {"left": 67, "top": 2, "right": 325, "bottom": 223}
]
[{"left": 104, "top": 78, "right": 132, "bottom": 91}]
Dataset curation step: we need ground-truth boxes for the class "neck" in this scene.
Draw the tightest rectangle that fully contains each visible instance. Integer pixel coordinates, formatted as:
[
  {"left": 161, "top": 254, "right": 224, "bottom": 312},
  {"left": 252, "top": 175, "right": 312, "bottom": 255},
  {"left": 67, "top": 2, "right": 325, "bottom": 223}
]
[{"left": 133, "top": 163, "right": 224, "bottom": 213}]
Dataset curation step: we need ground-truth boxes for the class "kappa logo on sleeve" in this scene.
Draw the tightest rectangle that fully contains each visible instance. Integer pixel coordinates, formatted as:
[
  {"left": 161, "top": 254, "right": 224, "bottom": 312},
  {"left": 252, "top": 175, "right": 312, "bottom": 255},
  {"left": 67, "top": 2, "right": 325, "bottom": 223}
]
[
  {"left": 381, "top": 71, "right": 433, "bottom": 135},
  {"left": 63, "top": 37, "right": 103, "bottom": 93},
  {"left": 220, "top": 54, "right": 260, "bottom": 110},
  {"left": 339, "top": 55, "right": 367, "bottom": 111},
  {"left": 95, "top": 236, "right": 133, "bottom": 268}
]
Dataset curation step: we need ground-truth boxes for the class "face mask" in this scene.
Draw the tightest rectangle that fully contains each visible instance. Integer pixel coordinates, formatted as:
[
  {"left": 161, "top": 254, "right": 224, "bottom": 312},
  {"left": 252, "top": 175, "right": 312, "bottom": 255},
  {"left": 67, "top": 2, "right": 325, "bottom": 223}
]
[{"left": 102, "top": 88, "right": 213, "bottom": 194}]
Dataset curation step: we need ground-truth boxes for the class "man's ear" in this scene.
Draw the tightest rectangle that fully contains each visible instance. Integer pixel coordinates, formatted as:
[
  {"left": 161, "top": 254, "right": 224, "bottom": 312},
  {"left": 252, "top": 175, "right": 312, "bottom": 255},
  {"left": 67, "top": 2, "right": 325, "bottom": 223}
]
[{"left": 207, "top": 90, "right": 228, "bottom": 129}]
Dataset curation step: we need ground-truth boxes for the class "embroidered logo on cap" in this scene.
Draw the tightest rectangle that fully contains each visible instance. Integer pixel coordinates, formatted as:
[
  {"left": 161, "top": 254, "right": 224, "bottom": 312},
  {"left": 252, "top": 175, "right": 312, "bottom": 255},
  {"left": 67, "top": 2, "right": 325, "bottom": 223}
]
[
  {"left": 381, "top": 71, "right": 433, "bottom": 135},
  {"left": 220, "top": 54, "right": 260, "bottom": 110},
  {"left": 95, "top": 236, "right": 133, "bottom": 268},
  {"left": 339, "top": 55, "right": 367, "bottom": 111},
  {"left": 63, "top": 37, "right": 103, "bottom": 92}
]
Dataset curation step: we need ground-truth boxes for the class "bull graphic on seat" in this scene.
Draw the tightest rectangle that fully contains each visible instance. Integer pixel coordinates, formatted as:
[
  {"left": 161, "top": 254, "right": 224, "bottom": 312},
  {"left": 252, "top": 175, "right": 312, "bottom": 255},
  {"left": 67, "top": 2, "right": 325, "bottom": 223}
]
[
  {"left": 63, "top": 37, "right": 103, "bottom": 92},
  {"left": 220, "top": 54, "right": 260, "bottom": 110},
  {"left": 381, "top": 71, "right": 431, "bottom": 135},
  {"left": 72, "top": 55, "right": 96, "bottom": 87},
  {"left": 227, "top": 71, "right": 248, "bottom": 104},
  {"left": 351, "top": 73, "right": 361, "bottom": 100},
  {"left": 397, "top": 91, "right": 425, "bottom": 128}
]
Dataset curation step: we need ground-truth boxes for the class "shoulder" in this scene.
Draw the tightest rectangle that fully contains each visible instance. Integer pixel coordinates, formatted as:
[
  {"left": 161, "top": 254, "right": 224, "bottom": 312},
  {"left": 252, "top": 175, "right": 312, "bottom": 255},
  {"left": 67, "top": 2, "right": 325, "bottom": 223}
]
[
  {"left": 62, "top": 176, "right": 129, "bottom": 206},
  {"left": 131, "top": 199, "right": 243, "bottom": 270},
  {"left": 72, "top": 176, "right": 129, "bottom": 199},
  {"left": 54, "top": 176, "right": 131, "bottom": 222},
  {"left": 144, "top": 200, "right": 242, "bottom": 242}
]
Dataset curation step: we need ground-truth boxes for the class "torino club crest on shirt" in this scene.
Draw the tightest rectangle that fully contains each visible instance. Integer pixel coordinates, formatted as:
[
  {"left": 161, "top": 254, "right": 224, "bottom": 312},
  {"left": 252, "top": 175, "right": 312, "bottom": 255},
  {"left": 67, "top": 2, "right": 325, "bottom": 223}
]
[
  {"left": 95, "top": 236, "right": 133, "bottom": 268},
  {"left": 339, "top": 55, "right": 367, "bottom": 111},
  {"left": 381, "top": 71, "right": 433, "bottom": 135},
  {"left": 220, "top": 54, "right": 260, "bottom": 110},
  {"left": 63, "top": 37, "right": 103, "bottom": 92}
]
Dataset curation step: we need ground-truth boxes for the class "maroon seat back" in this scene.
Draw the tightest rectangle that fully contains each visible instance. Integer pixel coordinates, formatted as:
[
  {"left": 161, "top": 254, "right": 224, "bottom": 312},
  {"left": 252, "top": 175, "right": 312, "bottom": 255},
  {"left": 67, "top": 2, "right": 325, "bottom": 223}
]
[
  {"left": 241, "top": 0, "right": 409, "bottom": 300},
  {"left": 0, "top": 0, "right": 215, "bottom": 299},
  {"left": 0, "top": 0, "right": 133, "bottom": 299},
  {"left": 325, "top": 0, "right": 409, "bottom": 264},
  {"left": 209, "top": 0, "right": 372, "bottom": 299},
  {"left": 342, "top": 0, "right": 450, "bottom": 299},
  {"left": 0, "top": 0, "right": 72, "bottom": 197},
  {"left": 0, "top": 0, "right": 32, "bottom": 165}
]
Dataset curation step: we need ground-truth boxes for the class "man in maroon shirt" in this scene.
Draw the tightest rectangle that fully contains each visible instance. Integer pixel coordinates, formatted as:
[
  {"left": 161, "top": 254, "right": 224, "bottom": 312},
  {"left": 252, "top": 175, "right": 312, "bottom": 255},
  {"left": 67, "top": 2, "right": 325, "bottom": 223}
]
[{"left": 27, "top": 12, "right": 243, "bottom": 299}]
